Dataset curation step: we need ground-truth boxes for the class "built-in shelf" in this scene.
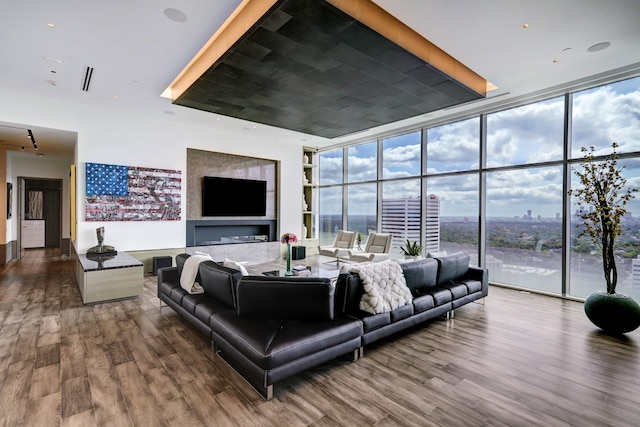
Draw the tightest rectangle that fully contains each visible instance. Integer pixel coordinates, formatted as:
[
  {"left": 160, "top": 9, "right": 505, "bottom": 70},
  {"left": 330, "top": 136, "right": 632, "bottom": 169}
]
[{"left": 302, "top": 148, "right": 317, "bottom": 240}]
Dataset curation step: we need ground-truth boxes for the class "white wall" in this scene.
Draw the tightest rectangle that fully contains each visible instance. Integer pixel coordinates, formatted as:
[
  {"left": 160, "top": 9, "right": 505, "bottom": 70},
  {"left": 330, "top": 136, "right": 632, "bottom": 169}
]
[{"left": 0, "top": 88, "right": 306, "bottom": 254}]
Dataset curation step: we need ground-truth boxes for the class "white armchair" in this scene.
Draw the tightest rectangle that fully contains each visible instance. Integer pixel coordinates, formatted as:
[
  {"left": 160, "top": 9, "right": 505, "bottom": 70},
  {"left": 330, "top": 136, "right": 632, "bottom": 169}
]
[
  {"left": 348, "top": 233, "right": 392, "bottom": 262},
  {"left": 318, "top": 230, "right": 357, "bottom": 260}
]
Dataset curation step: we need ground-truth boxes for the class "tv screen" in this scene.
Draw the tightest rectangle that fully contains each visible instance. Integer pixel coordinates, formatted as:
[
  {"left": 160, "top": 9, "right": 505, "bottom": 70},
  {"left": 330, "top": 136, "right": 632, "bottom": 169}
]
[{"left": 202, "top": 176, "right": 267, "bottom": 216}]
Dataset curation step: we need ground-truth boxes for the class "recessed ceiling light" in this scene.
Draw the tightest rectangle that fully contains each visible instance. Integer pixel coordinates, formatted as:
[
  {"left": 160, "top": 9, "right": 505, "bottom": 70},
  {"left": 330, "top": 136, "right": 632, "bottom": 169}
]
[
  {"left": 552, "top": 59, "right": 560, "bottom": 63},
  {"left": 44, "top": 57, "right": 63, "bottom": 64},
  {"left": 522, "top": 23, "right": 530, "bottom": 29},
  {"left": 164, "top": 8, "right": 187, "bottom": 22},
  {"left": 164, "top": 110, "right": 176, "bottom": 115},
  {"left": 562, "top": 47, "right": 572, "bottom": 52},
  {"left": 46, "top": 80, "right": 57, "bottom": 86},
  {"left": 47, "top": 23, "right": 55, "bottom": 28},
  {"left": 113, "top": 96, "right": 119, "bottom": 100},
  {"left": 587, "top": 42, "right": 611, "bottom": 53}
]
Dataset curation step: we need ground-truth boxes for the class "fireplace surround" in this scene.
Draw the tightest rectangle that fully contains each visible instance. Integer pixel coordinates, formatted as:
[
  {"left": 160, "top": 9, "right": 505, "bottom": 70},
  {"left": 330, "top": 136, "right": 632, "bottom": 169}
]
[{"left": 185, "top": 219, "right": 277, "bottom": 247}]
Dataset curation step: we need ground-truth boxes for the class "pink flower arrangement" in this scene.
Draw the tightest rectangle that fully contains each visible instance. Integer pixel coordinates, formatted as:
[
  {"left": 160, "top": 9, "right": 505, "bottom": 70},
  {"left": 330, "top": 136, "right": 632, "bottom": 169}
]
[{"left": 280, "top": 233, "right": 297, "bottom": 244}]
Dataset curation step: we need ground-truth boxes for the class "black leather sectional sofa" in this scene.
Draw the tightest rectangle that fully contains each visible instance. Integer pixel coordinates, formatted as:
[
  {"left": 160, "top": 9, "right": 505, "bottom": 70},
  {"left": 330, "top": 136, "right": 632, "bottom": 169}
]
[{"left": 157, "top": 252, "right": 488, "bottom": 399}]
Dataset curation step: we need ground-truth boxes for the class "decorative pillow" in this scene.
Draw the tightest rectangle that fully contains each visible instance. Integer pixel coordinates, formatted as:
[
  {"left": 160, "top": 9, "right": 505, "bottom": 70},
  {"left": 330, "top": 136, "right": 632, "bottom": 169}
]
[
  {"left": 198, "top": 261, "right": 241, "bottom": 308},
  {"left": 435, "top": 252, "right": 470, "bottom": 285},
  {"left": 427, "top": 250, "right": 447, "bottom": 258},
  {"left": 400, "top": 258, "right": 438, "bottom": 292},
  {"left": 223, "top": 258, "right": 249, "bottom": 276},
  {"left": 237, "top": 277, "right": 335, "bottom": 320},
  {"left": 175, "top": 253, "right": 191, "bottom": 277}
]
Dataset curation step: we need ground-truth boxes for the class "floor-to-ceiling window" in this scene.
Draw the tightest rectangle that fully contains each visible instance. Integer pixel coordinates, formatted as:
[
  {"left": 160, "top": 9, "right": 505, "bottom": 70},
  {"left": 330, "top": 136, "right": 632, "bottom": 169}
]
[
  {"left": 346, "top": 142, "right": 377, "bottom": 240},
  {"left": 485, "top": 166, "right": 564, "bottom": 293},
  {"left": 485, "top": 97, "right": 565, "bottom": 292},
  {"left": 318, "top": 149, "right": 343, "bottom": 246},
  {"left": 426, "top": 117, "right": 480, "bottom": 264},
  {"left": 569, "top": 77, "right": 640, "bottom": 301},
  {"left": 426, "top": 173, "right": 479, "bottom": 264},
  {"left": 381, "top": 179, "right": 421, "bottom": 258},
  {"left": 317, "top": 75, "right": 640, "bottom": 299},
  {"left": 380, "top": 131, "right": 422, "bottom": 255},
  {"left": 347, "top": 183, "right": 377, "bottom": 240}
]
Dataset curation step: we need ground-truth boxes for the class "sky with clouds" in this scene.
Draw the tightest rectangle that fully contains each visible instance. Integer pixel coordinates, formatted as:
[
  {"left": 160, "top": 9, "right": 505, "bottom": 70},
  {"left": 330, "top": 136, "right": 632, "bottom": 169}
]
[{"left": 319, "top": 76, "right": 640, "bottom": 217}]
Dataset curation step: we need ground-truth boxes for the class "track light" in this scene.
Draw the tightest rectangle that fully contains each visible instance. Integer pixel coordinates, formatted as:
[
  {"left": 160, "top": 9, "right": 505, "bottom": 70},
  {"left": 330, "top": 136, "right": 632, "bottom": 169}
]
[
  {"left": 21, "top": 146, "right": 24, "bottom": 151},
  {"left": 27, "top": 129, "right": 38, "bottom": 150}
]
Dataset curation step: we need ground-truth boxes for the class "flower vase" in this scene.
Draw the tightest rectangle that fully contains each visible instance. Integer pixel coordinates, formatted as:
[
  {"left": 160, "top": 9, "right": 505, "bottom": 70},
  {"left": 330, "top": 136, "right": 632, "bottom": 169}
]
[{"left": 285, "top": 243, "right": 293, "bottom": 276}]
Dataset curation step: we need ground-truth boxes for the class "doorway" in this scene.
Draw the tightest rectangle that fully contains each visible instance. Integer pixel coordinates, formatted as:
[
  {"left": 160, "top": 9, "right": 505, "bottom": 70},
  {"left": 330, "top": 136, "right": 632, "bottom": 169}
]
[{"left": 19, "top": 178, "right": 62, "bottom": 254}]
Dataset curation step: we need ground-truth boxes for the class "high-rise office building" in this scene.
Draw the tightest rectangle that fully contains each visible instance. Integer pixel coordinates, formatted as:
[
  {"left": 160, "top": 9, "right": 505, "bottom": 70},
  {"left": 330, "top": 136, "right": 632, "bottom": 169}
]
[
  {"left": 380, "top": 194, "right": 441, "bottom": 254},
  {"left": 381, "top": 197, "right": 421, "bottom": 249},
  {"left": 425, "top": 194, "right": 440, "bottom": 253}
]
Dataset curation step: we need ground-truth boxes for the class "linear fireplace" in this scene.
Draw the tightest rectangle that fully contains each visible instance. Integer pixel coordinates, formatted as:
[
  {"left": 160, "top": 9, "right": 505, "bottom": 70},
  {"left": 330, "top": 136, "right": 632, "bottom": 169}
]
[{"left": 185, "top": 219, "right": 277, "bottom": 247}]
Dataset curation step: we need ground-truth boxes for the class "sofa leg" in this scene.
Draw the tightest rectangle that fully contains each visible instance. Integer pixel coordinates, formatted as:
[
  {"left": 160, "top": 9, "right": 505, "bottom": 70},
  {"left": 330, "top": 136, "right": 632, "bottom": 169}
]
[
  {"left": 350, "top": 347, "right": 362, "bottom": 362},
  {"left": 473, "top": 297, "right": 486, "bottom": 305},
  {"left": 158, "top": 298, "right": 167, "bottom": 311},
  {"left": 265, "top": 385, "right": 274, "bottom": 400},
  {"left": 446, "top": 310, "right": 455, "bottom": 320}
]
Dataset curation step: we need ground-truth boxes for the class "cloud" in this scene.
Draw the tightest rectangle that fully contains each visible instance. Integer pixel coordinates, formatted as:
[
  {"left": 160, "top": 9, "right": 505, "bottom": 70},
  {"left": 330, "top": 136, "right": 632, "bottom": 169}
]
[
  {"left": 346, "top": 155, "right": 376, "bottom": 181},
  {"left": 486, "top": 96, "right": 565, "bottom": 165},
  {"left": 318, "top": 154, "right": 342, "bottom": 185},
  {"left": 487, "top": 168, "right": 563, "bottom": 217},
  {"left": 427, "top": 117, "right": 479, "bottom": 172},
  {"left": 572, "top": 82, "right": 640, "bottom": 155}
]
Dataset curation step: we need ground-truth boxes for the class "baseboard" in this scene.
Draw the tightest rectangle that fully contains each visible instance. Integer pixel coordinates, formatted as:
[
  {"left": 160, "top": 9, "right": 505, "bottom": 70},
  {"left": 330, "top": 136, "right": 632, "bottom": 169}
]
[
  {"left": 61, "top": 238, "right": 70, "bottom": 255},
  {"left": 0, "top": 240, "right": 17, "bottom": 266}
]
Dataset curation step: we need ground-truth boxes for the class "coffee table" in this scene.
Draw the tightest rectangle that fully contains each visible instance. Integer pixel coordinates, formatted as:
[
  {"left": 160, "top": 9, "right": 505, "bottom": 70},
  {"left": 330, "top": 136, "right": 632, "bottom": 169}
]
[{"left": 262, "top": 264, "right": 340, "bottom": 280}]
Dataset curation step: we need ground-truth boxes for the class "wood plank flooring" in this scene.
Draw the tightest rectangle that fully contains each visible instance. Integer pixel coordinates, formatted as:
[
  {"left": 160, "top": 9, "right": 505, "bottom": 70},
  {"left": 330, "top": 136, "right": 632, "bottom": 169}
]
[{"left": 1, "top": 249, "right": 639, "bottom": 426}]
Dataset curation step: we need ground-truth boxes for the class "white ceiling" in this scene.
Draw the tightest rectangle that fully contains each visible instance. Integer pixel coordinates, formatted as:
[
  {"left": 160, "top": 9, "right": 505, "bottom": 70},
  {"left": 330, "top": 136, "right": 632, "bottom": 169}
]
[{"left": 1, "top": 0, "right": 640, "bottom": 155}]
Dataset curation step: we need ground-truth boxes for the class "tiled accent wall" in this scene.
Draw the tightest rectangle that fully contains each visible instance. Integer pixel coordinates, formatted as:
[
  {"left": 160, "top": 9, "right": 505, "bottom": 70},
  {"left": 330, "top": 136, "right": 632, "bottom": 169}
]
[
  {"left": 186, "top": 149, "right": 280, "bottom": 262},
  {"left": 186, "top": 149, "right": 277, "bottom": 221}
]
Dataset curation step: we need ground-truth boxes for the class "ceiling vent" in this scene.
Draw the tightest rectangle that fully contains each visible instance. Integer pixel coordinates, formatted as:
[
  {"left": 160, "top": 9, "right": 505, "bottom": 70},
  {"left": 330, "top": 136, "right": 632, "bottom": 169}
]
[{"left": 82, "top": 66, "right": 94, "bottom": 91}]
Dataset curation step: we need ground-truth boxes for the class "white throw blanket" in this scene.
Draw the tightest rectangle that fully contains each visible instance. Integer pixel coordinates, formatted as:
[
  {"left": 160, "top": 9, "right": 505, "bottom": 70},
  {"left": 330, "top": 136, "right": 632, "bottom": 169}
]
[
  {"left": 351, "top": 260, "right": 412, "bottom": 314},
  {"left": 180, "top": 254, "right": 212, "bottom": 294}
]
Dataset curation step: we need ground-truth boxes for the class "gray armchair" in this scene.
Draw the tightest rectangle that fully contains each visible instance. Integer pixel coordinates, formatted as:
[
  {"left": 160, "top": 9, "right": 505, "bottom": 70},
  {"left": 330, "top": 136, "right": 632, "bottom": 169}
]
[
  {"left": 318, "top": 230, "right": 357, "bottom": 261},
  {"left": 348, "top": 232, "right": 393, "bottom": 262}
]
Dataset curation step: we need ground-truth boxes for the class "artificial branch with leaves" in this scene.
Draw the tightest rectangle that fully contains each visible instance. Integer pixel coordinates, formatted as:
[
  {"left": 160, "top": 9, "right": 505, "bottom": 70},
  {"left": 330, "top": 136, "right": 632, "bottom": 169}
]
[{"left": 569, "top": 142, "right": 638, "bottom": 294}]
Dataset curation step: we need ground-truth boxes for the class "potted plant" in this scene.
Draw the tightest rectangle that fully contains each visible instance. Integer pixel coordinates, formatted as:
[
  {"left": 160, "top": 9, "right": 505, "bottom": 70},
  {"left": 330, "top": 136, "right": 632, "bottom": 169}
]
[
  {"left": 356, "top": 232, "right": 363, "bottom": 250},
  {"left": 400, "top": 239, "right": 423, "bottom": 260},
  {"left": 569, "top": 142, "right": 640, "bottom": 334}
]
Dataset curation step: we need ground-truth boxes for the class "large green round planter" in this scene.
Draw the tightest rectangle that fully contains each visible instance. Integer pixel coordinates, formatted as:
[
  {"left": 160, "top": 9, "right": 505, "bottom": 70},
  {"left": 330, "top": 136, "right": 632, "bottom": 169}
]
[{"left": 584, "top": 291, "right": 640, "bottom": 334}]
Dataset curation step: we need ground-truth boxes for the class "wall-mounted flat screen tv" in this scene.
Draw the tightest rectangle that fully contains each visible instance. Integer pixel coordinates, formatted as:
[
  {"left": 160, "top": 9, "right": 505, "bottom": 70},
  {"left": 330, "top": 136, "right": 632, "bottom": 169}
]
[{"left": 202, "top": 176, "right": 267, "bottom": 216}]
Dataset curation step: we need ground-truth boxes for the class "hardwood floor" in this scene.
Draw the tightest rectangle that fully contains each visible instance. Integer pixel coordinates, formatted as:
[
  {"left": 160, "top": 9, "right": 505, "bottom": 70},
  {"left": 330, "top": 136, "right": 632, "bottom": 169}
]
[{"left": 1, "top": 249, "right": 639, "bottom": 426}]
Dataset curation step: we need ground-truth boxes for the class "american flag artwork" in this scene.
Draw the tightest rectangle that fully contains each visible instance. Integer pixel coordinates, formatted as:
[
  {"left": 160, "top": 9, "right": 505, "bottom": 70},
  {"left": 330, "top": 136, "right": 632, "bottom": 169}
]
[{"left": 85, "top": 162, "right": 181, "bottom": 221}]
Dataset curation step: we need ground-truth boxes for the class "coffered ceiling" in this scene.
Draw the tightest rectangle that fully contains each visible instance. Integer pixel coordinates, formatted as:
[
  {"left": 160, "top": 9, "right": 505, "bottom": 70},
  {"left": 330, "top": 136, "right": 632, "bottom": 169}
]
[{"left": 1, "top": 0, "right": 640, "bottom": 153}]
